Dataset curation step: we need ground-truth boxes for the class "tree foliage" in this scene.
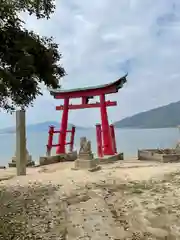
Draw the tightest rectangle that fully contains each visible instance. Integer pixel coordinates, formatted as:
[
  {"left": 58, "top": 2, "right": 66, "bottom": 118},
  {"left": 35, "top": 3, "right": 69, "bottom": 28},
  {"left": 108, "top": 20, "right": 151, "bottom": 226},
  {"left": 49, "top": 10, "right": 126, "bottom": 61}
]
[{"left": 0, "top": 0, "right": 65, "bottom": 111}]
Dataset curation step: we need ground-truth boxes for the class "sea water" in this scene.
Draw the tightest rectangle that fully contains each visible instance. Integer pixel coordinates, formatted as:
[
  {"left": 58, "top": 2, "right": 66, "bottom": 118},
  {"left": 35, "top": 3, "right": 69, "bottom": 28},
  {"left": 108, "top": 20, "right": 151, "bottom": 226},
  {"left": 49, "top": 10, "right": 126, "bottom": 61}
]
[{"left": 0, "top": 128, "right": 179, "bottom": 165}]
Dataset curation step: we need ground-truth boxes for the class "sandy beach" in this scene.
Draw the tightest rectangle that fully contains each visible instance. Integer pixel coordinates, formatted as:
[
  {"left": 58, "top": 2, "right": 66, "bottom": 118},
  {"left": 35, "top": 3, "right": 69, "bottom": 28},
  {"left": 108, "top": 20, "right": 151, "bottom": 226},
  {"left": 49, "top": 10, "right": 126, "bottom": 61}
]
[{"left": 1, "top": 159, "right": 180, "bottom": 239}]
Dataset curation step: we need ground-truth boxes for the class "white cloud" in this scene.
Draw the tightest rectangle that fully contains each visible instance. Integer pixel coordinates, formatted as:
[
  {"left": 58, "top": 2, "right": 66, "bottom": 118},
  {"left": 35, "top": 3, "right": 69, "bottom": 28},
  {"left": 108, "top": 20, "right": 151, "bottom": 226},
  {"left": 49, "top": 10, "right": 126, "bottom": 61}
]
[{"left": 1, "top": 0, "right": 180, "bottom": 127}]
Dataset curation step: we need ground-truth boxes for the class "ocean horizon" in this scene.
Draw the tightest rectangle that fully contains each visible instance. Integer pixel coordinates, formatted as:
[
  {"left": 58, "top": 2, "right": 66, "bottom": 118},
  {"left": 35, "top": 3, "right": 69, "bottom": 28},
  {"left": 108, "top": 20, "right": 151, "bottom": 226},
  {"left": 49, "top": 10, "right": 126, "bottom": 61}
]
[{"left": 0, "top": 127, "right": 179, "bottom": 166}]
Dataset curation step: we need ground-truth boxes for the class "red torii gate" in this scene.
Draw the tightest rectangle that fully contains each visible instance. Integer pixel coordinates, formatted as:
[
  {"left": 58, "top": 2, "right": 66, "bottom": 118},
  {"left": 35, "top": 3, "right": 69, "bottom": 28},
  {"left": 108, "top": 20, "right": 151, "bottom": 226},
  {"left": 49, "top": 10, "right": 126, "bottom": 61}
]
[{"left": 49, "top": 74, "right": 127, "bottom": 156}]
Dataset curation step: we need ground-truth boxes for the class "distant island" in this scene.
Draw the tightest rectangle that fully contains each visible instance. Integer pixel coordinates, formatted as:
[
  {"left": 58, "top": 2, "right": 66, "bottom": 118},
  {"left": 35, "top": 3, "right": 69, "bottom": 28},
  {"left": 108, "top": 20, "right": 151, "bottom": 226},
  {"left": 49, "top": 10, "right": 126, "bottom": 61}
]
[
  {"left": 2, "top": 100, "right": 180, "bottom": 133},
  {"left": 114, "top": 100, "right": 180, "bottom": 129},
  {"left": 0, "top": 121, "right": 85, "bottom": 134}
]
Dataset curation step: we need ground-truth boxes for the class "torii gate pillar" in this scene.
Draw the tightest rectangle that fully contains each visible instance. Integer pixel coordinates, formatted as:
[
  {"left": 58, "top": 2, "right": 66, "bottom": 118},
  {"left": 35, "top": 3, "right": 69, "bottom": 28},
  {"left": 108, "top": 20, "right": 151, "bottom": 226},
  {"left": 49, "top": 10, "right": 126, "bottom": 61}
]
[
  {"left": 56, "top": 98, "right": 69, "bottom": 154},
  {"left": 100, "top": 94, "right": 114, "bottom": 155}
]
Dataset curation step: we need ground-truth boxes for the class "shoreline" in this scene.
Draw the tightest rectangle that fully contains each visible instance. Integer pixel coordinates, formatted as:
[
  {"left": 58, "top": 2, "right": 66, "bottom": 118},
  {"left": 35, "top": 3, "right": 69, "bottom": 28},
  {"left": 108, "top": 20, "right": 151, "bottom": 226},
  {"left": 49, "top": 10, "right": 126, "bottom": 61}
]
[{"left": 0, "top": 158, "right": 179, "bottom": 183}]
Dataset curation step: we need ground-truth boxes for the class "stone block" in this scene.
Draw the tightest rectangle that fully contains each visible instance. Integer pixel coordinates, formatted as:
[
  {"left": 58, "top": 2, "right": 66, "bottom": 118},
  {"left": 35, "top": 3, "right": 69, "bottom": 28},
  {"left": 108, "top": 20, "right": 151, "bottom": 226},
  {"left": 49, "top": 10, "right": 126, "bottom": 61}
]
[
  {"left": 39, "top": 155, "right": 60, "bottom": 166},
  {"left": 39, "top": 152, "right": 77, "bottom": 166},
  {"left": 12, "top": 155, "right": 32, "bottom": 163},
  {"left": 138, "top": 149, "right": 180, "bottom": 163},
  {"left": 64, "top": 151, "right": 77, "bottom": 161},
  {"left": 78, "top": 153, "right": 94, "bottom": 160},
  {"left": 96, "top": 152, "right": 124, "bottom": 165},
  {"left": 9, "top": 160, "right": 35, "bottom": 168},
  {"left": 8, "top": 162, "right": 16, "bottom": 168},
  {"left": 138, "top": 150, "right": 158, "bottom": 161},
  {"left": 9, "top": 148, "right": 34, "bottom": 168},
  {"left": 162, "top": 154, "right": 180, "bottom": 163},
  {"left": 74, "top": 158, "right": 98, "bottom": 170}
]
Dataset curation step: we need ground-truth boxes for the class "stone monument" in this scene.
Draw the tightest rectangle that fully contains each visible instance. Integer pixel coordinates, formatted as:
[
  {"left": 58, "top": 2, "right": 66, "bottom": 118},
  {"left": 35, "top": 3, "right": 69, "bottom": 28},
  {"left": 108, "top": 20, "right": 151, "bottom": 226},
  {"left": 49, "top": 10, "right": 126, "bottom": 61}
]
[
  {"left": 74, "top": 137, "right": 100, "bottom": 170},
  {"left": 78, "top": 137, "right": 94, "bottom": 160}
]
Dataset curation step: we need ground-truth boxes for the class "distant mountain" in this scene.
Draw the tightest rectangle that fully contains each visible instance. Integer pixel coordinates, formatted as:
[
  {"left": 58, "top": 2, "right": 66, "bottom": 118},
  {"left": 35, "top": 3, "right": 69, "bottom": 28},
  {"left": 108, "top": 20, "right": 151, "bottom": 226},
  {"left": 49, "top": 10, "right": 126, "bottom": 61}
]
[
  {"left": 114, "top": 101, "right": 180, "bottom": 129},
  {"left": 0, "top": 121, "right": 85, "bottom": 134}
]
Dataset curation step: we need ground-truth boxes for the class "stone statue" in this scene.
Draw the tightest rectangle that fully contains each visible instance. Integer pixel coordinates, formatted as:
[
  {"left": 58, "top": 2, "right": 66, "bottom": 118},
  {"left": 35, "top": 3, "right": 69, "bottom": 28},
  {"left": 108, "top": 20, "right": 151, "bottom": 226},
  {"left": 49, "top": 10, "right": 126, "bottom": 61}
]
[
  {"left": 78, "top": 137, "right": 93, "bottom": 160},
  {"left": 79, "top": 137, "right": 92, "bottom": 154},
  {"left": 73, "top": 136, "right": 98, "bottom": 170}
]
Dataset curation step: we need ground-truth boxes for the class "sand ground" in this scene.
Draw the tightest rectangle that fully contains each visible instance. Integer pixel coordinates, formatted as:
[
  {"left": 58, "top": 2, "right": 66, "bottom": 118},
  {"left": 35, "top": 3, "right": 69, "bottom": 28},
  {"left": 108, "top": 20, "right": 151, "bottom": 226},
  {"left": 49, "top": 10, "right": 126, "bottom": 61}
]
[{"left": 1, "top": 159, "right": 180, "bottom": 239}]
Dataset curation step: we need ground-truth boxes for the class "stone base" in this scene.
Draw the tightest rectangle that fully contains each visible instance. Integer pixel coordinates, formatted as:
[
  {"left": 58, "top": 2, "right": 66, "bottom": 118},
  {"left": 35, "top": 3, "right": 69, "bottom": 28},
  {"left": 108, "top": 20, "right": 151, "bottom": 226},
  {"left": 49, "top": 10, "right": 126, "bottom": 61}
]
[
  {"left": 95, "top": 152, "right": 124, "bottom": 165},
  {"left": 138, "top": 149, "right": 180, "bottom": 163},
  {"left": 66, "top": 151, "right": 78, "bottom": 161},
  {"left": 8, "top": 161, "right": 35, "bottom": 168},
  {"left": 39, "top": 151, "right": 77, "bottom": 166},
  {"left": 74, "top": 158, "right": 98, "bottom": 170},
  {"left": 39, "top": 156, "right": 60, "bottom": 166},
  {"left": 10, "top": 153, "right": 34, "bottom": 167},
  {"left": 78, "top": 152, "right": 94, "bottom": 160},
  {"left": 12, "top": 155, "right": 32, "bottom": 163}
]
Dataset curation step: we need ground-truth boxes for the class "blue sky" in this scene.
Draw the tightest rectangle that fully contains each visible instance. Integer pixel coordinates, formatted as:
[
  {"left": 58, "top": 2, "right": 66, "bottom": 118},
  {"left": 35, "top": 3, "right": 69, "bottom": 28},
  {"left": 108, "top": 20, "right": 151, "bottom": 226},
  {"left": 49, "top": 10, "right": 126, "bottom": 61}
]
[{"left": 1, "top": 0, "right": 180, "bottom": 127}]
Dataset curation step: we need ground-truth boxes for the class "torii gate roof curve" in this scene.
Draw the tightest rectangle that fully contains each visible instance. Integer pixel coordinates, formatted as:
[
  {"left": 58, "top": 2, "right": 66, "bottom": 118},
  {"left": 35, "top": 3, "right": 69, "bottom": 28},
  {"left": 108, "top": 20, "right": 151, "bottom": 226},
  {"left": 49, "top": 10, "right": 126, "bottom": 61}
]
[{"left": 50, "top": 74, "right": 127, "bottom": 99}]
